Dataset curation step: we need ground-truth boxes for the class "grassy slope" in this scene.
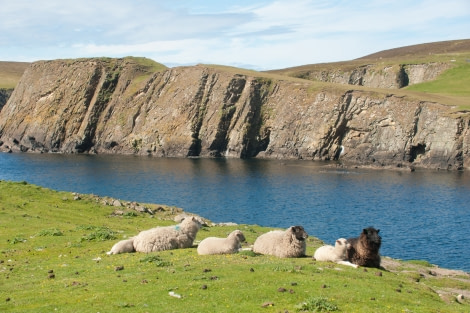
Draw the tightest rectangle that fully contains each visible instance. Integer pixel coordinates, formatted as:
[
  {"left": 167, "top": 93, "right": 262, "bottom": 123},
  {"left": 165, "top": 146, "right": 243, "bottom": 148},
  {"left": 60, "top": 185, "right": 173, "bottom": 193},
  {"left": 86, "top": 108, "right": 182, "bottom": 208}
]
[
  {"left": 267, "top": 39, "right": 470, "bottom": 112},
  {"left": 1, "top": 181, "right": 469, "bottom": 313},
  {"left": 0, "top": 57, "right": 165, "bottom": 91},
  {"left": 0, "top": 62, "right": 30, "bottom": 89}
]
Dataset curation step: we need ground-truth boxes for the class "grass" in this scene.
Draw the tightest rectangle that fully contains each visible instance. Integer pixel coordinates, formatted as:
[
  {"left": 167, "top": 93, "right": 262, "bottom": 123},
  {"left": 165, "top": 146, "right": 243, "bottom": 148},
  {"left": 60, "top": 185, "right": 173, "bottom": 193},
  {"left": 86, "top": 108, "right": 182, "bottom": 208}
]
[
  {"left": 265, "top": 40, "right": 470, "bottom": 112},
  {"left": 1, "top": 180, "right": 469, "bottom": 312},
  {"left": 405, "top": 61, "right": 470, "bottom": 111},
  {"left": 0, "top": 61, "right": 29, "bottom": 89}
]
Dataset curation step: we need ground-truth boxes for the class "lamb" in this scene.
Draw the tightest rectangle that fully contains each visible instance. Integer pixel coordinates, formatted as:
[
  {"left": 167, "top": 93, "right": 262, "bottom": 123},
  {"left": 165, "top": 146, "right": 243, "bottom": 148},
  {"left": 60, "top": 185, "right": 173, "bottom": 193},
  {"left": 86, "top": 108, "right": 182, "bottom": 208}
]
[
  {"left": 107, "top": 237, "right": 135, "bottom": 255},
  {"left": 253, "top": 226, "right": 308, "bottom": 258},
  {"left": 132, "top": 216, "right": 202, "bottom": 253},
  {"left": 197, "top": 230, "right": 246, "bottom": 255},
  {"left": 347, "top": 227, "right": 382, "bottom": 268},
  {"left": 313, "top": 238, "right": 358, "bottom": 268}
]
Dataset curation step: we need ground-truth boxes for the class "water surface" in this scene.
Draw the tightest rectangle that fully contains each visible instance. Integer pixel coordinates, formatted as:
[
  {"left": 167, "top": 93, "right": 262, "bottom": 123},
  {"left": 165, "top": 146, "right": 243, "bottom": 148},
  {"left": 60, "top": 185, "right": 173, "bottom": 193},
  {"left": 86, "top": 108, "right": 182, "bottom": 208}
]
[{"left": 1, "top": 153, "right": 469, "bottom": 271}]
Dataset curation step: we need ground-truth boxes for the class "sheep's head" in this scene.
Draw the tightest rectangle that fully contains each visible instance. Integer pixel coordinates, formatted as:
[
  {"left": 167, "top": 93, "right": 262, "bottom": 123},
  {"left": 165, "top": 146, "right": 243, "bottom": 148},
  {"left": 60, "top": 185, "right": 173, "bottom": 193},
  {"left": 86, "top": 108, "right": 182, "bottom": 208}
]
[
  {"left": 335, "top": 238, "right": 349, "bottom": 249},
  {"left": 335, "top": 238, "right": 349, "bottom": 258},
  {"left": 181, "top": 216, "right": 203, "bottom": 229},
  {"left": 231, "top": 230, "right": 246, "bottom": 243},
  {"left": 361, "top": 227, "right": 381, "bottom": 250},
  {"left": 290, "top": 226, "right": 308, "bottom": 241}
]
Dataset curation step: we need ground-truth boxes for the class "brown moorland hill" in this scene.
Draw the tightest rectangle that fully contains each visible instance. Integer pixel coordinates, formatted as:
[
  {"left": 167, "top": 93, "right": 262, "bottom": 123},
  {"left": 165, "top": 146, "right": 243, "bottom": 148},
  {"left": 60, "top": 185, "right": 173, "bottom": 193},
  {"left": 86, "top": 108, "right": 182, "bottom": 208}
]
[
  {"left": 0, "top": 61, "right": 30, "bottom": 89},
  {"left": 357, "top": 38, "right": 470, "bottom": 60},
  {"left": 267, "top": 39, "right": 470, "bottom": 74},
  {"left": 265, "top": 39, "right": 470, "bottom": 108}
]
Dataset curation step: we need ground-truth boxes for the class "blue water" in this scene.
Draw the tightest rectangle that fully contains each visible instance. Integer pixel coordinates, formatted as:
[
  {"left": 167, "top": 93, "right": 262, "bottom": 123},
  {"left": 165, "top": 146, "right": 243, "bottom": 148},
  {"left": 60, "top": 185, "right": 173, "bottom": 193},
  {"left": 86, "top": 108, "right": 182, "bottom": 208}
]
[{"left": 1, "top": 153, "right": 469, "bottom": 272}]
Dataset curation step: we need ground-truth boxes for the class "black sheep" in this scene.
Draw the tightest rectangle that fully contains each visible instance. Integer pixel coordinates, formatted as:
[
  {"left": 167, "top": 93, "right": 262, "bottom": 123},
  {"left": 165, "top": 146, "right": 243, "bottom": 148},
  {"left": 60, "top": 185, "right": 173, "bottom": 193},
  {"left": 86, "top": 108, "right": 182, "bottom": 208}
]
[{"left": 347, "top": 227, "right": 382, "bottom": 268}]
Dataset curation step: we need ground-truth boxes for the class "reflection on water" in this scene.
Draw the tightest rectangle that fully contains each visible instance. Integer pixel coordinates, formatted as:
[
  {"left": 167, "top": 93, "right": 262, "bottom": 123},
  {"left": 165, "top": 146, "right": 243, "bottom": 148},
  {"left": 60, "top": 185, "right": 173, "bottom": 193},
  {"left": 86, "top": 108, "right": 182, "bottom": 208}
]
[{"left": 1, "top": 153, "right": 469, "bottom": 271}]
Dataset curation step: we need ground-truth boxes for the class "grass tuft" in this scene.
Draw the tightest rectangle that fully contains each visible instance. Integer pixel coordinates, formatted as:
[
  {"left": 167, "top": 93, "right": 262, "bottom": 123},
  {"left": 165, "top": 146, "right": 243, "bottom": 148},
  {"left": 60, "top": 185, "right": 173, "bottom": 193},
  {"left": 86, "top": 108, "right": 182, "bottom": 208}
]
[
  {"left": 77, "top": 225, "right": 116, "bottom": 241},
  {"left": 139, "top": 254, "right": 172, "bottom": 267},
  {"left": 296, "top": 296, "right": 338, "bottom": 312},
  {"left": 37, "top": 228, "right": 64, "bottom": 236}
]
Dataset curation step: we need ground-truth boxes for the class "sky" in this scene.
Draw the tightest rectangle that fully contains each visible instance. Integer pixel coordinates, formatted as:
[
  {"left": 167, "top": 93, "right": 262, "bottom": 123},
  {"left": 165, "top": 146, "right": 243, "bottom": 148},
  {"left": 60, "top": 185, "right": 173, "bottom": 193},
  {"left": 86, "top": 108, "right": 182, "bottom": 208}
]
[{"left": 1, "top": 0, "right": 469, "bottom": 70}]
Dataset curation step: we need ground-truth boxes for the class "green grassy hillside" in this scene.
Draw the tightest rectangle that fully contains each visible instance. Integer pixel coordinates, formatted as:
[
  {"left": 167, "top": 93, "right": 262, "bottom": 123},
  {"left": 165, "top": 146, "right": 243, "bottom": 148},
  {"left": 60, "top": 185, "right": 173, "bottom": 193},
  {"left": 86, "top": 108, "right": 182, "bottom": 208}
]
[{"left": 1, "top": 180, "right": 469, "bottom": 312}]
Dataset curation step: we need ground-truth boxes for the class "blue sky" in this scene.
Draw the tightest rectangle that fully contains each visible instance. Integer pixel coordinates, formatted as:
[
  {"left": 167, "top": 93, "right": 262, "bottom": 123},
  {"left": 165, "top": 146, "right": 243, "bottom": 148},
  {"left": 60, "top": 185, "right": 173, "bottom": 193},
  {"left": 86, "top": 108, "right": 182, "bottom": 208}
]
[{"left": 1, "top": 0, "right": 469, "bottom": 70}]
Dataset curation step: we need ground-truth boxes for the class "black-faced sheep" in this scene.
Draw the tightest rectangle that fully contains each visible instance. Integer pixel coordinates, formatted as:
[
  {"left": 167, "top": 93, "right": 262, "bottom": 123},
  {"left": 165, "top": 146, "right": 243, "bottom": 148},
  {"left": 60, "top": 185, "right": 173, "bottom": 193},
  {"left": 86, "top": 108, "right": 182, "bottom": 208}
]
[
  {"left": 197, "top": 230, "right": 246, "bottom": 255},
  {"left": 253, "top": 226, "right": 308, "bottom": 258},
  {"left": 313, "top": 238, "right": 358, "bottom": 268},
  {"left": 107, "top": 237, "right": 135, "bottom": 255},
  {"left": 132, "top": 216, "right": 202, "bottom": 253},
  {"left": 346, "top": 227, "right": 382, "bottom": 268}
]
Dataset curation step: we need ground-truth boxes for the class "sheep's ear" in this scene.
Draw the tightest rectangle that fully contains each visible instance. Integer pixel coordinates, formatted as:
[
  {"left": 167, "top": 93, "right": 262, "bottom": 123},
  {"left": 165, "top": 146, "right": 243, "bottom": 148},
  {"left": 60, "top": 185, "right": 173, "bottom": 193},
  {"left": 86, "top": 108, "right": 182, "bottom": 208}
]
[
  {"left": 294, "top": 226, "right": 304, "bottom": 232},
  {"left": 362, "top": 228, "right": 368, "bottom": 234},
  {"left": 336, "top": 240, "right": 341, "bottom": 245}
]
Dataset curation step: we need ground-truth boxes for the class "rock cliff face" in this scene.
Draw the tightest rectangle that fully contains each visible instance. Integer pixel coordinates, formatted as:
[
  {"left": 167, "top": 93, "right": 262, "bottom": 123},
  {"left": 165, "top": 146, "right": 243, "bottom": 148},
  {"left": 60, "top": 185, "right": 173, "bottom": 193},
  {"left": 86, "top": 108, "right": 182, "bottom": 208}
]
[
  {"left": 0, "top": 58, "right": 468, "bottom": 170},
  {"left": 291, "top": 62, "right": 451, "bottom": 89},
  {"left": 0, "top": 89, "right": 13, "bottom": 111}
]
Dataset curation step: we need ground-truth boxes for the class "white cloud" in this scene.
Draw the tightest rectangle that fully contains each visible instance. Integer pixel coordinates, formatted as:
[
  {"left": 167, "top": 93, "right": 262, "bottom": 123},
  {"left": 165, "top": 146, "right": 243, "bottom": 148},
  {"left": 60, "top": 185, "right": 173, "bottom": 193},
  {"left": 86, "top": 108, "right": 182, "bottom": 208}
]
[{"left": 0, "top": 0, "right": 469, "bottom": 69}]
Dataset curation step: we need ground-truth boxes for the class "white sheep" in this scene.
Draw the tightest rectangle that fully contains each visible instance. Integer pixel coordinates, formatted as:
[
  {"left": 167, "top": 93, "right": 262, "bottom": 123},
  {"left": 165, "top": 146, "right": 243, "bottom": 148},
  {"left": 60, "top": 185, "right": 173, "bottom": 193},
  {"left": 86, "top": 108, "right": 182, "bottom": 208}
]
[
  {"left": 197, "top": 230, "right": 246, "bottom": 255},
  {"left": 253, "top": 226, "right": 308, "bottom": 258},
  {"left": 313, "top": 238, "right": 358, "bottom": 268},
  {"left": 132, "top": 216, "right": 202, "bottom": 253},
  {"left": 106, "top": 237, "right": 135, "bottom": 255}
]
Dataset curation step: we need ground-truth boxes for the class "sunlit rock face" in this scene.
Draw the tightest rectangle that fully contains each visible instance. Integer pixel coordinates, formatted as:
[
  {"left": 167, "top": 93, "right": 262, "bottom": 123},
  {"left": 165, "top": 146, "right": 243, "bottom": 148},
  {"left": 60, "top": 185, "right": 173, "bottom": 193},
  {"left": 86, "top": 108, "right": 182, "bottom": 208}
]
[{"left": 0, "top": 58, "right": 468, "bottom": 170}]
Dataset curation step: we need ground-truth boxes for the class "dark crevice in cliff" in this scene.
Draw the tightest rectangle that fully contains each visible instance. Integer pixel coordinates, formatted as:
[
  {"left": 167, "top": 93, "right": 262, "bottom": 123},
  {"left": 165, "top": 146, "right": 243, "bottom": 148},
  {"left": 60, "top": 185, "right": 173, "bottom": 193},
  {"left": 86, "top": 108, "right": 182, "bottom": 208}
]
[
  {"left": 404, "top": 104, "right": 423, "bottom": 162},
  {"left": 188, "top": 71, "right": 213, "bottom": 157},
  {"left": 208, "top": 75, "right": 246, "bottom": 157},
  {"left": 240, "top": 79, "right": 272, "bottom": 158},
  {"left": 451, "top": 118, "right": 465, "bottom": 170},
  {"left": 0, "top": 89, "right": 13, "bottom": 111},
  {"left": 319, "top": 91, "right": 353, "bottom": 161},
  {"left": 75, "top": 66, "right": 120, "bottom": 152},
  {"left": 408, "top": 143, "right": 426, "bottom": 162},
  {"left": 396, "top": 65, "right": 409, "bottom": 88}
]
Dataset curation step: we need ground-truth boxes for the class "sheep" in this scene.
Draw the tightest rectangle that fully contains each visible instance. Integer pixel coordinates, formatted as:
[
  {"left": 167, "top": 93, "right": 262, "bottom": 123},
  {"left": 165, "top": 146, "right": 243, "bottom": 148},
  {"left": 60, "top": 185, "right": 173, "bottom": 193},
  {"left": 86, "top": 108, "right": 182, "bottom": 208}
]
[
  {"left": 253, "top": 226, "right": 308, "bottom": 258},
  {"left": 174, "top": 213, "right": 207, "bottom": 226},
  {"left": 347, "top": 227, "right": 382, "bottom": 268},
  {"left": 197, "top": 230, "right": 246, "bottom": 255},
  {"left": 132, "top": 216, "right": 202, "bottom": 253},
  {"left": 313, "top": 238, "right": 358, "bottom": 268},
  {"left": 106, "top": 237, "right": 135, "bottom": 255}
]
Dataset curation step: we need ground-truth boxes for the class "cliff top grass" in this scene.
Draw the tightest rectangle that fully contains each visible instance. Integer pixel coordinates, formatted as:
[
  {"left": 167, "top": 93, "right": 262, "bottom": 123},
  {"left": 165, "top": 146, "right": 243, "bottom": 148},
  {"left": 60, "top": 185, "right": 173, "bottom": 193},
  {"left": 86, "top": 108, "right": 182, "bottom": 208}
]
[
  {"left": 1, "top": 180, "right": 469, "bottom": 312},
  {"left": 0, "top": 61, "right": 30, "bottom": 89}
]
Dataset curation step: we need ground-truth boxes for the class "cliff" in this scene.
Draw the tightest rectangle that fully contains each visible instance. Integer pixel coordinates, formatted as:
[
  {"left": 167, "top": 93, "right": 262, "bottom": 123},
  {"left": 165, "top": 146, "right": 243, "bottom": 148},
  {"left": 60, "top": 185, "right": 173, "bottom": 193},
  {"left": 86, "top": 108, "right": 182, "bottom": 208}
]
[
  {"left": 0, "top": 88, "right": 13, "bottom": 111},
  {"left": 0, "top": 57, "right": 468, "bottom": 170},
  {"left": 281, "top": 62, "right": 451, "bottom": 89},
  {"left": 0, "top": 61, "right": 30, "bottom": 109},
  {"left": 268, "top": 39, "right": 470, "bottom": 89}
]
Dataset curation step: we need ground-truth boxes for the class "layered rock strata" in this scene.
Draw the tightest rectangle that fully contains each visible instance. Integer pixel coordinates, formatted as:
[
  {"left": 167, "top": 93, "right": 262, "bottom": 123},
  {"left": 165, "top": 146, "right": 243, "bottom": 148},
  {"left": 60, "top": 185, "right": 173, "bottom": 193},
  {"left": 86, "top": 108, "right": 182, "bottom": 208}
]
[{"left": 0, "top": 58, "right": 468, "bottom": 170}]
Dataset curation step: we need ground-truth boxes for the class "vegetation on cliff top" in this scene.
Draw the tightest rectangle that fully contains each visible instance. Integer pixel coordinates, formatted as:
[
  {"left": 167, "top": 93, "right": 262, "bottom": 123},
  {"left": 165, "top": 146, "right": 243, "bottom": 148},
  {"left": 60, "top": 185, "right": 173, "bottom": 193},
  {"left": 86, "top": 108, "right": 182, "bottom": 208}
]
[
  {"left": 1, "top": 180, "right": 469, "bottom": 312},
  {"left": 1, "top": 40, "right": 469, "bottom": 112}
]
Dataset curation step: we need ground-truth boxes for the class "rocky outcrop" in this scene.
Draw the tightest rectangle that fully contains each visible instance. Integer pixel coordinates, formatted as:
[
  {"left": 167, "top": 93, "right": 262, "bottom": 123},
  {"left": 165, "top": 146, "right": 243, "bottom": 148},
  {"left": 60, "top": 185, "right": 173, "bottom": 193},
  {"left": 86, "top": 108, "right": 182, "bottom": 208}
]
[
  {"left": 295, "top": 63, "right": 451, "bottom": 89},
  {"left": 0, "top": 58, "right": 468, "bottom": 170},
  {"left": 0, "top": 89, "right": 13, "bottom": 111}
]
